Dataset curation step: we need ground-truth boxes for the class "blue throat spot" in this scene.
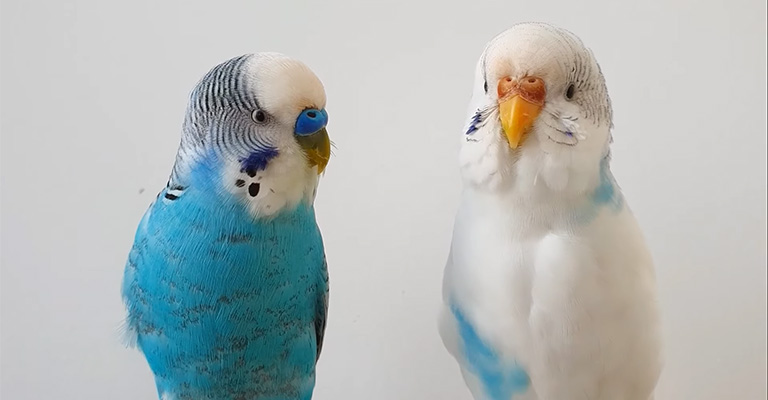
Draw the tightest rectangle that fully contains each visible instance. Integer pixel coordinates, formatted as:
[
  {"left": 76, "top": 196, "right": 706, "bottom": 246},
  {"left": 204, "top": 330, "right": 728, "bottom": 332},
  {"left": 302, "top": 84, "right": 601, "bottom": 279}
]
[
  {"left": 295, "top": 109, "right": 328, "bottom": 136},
  {"left": 239, "top": 148, "right": 279, "bottom": 176}
]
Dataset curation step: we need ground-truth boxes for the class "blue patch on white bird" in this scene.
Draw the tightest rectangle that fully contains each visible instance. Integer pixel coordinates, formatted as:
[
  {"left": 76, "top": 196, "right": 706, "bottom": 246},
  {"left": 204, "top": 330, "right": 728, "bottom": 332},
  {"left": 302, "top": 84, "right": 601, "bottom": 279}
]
[
  {"left": 239, "top": 147, "right": 279, "bottom": 175},
  {"left": 592, "top": 155, "right": 623, "bottom": 210},
  {"left": 451, "top": 305, "right": 530, "bottom": 400}
]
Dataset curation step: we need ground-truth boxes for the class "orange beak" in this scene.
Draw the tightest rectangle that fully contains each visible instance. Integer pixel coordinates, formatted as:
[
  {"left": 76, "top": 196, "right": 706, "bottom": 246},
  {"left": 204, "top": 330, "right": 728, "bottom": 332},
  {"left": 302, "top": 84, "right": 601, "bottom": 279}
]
[{"left": 497, "top": 76, "right": 546, "bottom": 149}]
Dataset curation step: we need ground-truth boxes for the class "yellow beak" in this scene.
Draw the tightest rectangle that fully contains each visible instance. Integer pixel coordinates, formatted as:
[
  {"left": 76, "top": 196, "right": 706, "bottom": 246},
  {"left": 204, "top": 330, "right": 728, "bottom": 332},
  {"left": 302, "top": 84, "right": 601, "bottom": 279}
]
[
  {"left": 496, "top": 76, "right": 546, "bottom": 149},
  {"left": 498, "top": 95, "right": 543, "bottom": 149},
  {"left": 296, "top": 127, "right": 331, "bottom": 174}
]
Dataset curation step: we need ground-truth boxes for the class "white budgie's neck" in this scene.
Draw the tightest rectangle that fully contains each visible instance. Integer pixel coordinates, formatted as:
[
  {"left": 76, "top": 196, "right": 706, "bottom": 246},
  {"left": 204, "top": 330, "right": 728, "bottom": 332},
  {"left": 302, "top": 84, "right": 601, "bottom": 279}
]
[
  {"left": 511, "top": 138, "right": 607, "bottom": 200},
  {"left": 459, "top": 120, "right": 619, "bottom": 229},
  {"left": 461, "top": 130, "right": 609, "bottom": 193}
]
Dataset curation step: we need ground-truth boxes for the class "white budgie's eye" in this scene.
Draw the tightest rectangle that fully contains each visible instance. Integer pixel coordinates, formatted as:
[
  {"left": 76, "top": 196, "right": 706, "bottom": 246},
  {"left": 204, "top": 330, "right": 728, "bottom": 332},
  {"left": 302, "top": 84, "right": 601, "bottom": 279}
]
[
  {"left": 565, "top": 84, "right": 576, "bottom": 100},
  {"left": 251, "top": 109, "right": 267, "bottom": 123}
]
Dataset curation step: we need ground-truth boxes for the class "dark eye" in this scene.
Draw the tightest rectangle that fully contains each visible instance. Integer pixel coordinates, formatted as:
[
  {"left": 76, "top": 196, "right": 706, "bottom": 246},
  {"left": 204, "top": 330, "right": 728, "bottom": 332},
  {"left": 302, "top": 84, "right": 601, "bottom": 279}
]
[
  {"left": 251, "top": 109, "right": 267, "bottom": 123},
  {"left": 565, "top": 84, "right": 576, "bottom": 100},
  {"left": 483, "top": 80, "right": 489, "bottom": 94}
]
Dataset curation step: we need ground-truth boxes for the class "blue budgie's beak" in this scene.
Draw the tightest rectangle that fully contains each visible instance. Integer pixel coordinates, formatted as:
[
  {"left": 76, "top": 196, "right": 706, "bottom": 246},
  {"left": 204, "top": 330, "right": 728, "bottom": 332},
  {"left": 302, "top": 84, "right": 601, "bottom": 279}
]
[{"left": 294, "top": 108, "right": 331, "bottom": 174}]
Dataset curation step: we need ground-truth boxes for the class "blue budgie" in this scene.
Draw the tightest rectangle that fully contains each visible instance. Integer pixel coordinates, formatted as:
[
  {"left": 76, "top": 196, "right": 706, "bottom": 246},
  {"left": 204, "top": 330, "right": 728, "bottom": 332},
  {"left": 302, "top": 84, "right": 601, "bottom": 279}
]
[
  {"left": 439, "top": 23, "right": 663, "bottom": 400},
  {"left": 122, "top": 53, "right": 331, "bottom": 400}
]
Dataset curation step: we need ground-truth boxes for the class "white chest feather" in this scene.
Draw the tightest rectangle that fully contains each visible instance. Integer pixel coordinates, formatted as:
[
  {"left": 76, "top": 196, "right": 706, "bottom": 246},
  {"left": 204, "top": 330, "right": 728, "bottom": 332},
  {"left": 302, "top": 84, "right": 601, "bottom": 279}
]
[
  {"left": 220, "top": 149, "right": 319, "bottom": 218},
  {"left": 441, "top": 189, "right": 663, "bottom": 400}
]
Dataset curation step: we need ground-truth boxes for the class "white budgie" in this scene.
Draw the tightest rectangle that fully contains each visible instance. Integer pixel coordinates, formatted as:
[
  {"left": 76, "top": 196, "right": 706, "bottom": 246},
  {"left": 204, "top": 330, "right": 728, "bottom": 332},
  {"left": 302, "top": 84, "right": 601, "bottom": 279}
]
[{"left": 439, "top": 23, "right": 663, "bottom": 400}]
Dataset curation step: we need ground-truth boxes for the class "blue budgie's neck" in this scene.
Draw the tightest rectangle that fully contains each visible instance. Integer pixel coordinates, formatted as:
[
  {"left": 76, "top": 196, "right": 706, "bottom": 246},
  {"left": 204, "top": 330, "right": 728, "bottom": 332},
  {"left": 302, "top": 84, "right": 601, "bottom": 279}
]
[{"left": 163, "top": 143, "right": 320, "bottom": 220}]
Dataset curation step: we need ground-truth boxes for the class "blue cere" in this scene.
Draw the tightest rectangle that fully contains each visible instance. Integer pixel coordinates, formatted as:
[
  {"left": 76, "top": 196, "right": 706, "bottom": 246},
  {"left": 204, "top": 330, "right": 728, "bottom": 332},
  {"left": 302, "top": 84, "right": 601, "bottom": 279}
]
[{"left": 295, "top": 109, "right": 328, "bottom": 136}]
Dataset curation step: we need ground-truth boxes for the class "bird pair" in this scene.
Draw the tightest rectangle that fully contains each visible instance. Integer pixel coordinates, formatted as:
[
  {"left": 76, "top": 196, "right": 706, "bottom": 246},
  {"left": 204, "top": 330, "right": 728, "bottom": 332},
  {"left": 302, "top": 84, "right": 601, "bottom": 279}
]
[{"left": 122, "top": 22, "right": 662, "bottom": 400}]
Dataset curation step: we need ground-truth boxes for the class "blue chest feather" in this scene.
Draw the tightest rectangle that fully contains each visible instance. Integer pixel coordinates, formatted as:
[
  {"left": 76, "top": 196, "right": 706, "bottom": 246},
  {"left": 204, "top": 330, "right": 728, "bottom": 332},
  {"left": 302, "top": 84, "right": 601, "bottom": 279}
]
[
  {"left": 122, "top": 156, "right": 327, "bottom": 400},
  {"left": 592, "top": 155, "right": 623, "bottom": 209},
  {"left": 452, "top": 305, "right": 530, "bottom": 400},
  {"left": 573, "top": 155, "right": 625, "bottom": 225}
]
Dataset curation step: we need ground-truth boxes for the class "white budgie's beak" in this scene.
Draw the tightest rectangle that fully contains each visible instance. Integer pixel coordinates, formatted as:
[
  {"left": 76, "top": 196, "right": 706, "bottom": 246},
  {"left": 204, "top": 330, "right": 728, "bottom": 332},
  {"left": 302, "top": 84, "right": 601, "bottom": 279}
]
[{"left": 497, "top": 76, "right": 546, "bottom": 149}]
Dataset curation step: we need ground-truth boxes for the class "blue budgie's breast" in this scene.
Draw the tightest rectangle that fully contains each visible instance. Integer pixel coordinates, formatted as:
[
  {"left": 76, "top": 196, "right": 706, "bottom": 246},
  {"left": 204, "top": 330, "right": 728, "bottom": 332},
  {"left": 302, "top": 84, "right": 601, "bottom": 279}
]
[{"left": 122, "top": 167, "right": 328, "bottom": 400}]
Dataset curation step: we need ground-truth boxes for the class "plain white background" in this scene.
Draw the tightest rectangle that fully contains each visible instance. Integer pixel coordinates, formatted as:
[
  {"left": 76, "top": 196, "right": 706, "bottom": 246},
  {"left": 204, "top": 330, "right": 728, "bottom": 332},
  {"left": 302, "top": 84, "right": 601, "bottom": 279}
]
[{"left": 1, "top": 0, "right": 765, "bottom": 399}]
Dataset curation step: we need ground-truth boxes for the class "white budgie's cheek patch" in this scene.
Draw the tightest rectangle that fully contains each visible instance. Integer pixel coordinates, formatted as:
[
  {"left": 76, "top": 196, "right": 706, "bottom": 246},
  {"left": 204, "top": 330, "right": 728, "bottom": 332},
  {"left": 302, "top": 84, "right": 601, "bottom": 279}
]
[{"left": 540, "top": 114, "right": 583, "bottom": 147}]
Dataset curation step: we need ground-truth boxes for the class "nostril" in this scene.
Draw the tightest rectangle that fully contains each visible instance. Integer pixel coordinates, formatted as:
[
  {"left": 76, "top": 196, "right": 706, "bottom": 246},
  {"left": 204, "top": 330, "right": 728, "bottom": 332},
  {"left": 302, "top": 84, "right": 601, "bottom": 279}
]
[
  {"left": 527, "top": 78, "right": 537, "bottom": 84},
  {"left": 306, "top": 111, "right": 317, "bottom": 118},
  {"left": 505, "top": 77, "right": 513, "bottom": 82}
]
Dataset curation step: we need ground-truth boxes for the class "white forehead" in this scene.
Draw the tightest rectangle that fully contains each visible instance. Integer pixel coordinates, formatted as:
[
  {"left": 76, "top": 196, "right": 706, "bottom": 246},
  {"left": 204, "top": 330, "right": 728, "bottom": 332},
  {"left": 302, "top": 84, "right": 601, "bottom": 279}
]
[
  {"left": 243, "top": 53, "right": 326, "bottom": 124},
  {"left": 481, "top": 23, "right": 593, "bottom": 83}
]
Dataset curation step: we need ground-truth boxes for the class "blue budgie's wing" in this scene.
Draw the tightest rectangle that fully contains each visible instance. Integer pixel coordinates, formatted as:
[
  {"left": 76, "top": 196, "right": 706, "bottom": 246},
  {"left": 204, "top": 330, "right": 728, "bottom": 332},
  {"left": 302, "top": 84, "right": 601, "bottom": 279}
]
[
  {"left": 121, "top": 198, "right": 157, "bottom": 345},
  {"left": 315, "top": 258, "right": 329, "bottom": 360}
]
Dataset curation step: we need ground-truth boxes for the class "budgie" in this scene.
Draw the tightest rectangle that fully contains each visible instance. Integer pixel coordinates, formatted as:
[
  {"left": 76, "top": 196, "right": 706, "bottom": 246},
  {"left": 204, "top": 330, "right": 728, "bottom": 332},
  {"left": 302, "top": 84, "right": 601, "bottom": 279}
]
[
  {"left": 439, "top": 23, "right": 663, "bottom": 400},
  {"left": 122, "top": 53, "right": 331, "bottom": 400}
]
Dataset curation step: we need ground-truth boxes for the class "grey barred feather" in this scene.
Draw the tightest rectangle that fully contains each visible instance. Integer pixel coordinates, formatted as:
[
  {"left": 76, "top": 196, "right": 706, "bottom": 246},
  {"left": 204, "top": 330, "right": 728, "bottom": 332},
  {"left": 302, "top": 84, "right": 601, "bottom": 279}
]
[
  {"left": 484, "top": 22, "right": 613, "bottom": 128},
  {"left": 168, "top": 54, "right": 273, "bottom": 190}
]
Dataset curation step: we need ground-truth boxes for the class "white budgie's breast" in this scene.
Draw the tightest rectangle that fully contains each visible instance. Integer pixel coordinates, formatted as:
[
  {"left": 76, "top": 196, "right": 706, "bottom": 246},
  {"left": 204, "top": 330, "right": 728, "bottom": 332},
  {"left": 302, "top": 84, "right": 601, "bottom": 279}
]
[{"left": 440, "top": 190, "right": 662, "bottom": 400}]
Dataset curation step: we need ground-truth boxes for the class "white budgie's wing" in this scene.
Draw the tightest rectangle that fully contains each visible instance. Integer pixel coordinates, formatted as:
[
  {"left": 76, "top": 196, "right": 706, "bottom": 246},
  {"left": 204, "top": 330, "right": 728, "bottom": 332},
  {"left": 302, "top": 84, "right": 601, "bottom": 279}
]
[{"left": 526, "top": 209, "right": 662, "bottom": 400}]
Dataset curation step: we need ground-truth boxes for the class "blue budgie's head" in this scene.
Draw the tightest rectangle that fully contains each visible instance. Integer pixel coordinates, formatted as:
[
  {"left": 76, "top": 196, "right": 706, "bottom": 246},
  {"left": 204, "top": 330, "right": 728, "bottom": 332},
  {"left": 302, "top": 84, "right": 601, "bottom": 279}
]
[{"left": 168, "top": 53, "right": 330, "bottom": 217}]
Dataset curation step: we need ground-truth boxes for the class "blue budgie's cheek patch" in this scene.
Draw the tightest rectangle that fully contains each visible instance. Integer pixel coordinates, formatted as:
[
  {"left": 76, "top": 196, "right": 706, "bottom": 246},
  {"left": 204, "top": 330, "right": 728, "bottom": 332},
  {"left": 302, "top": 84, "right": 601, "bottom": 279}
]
[
  {"left": 234, "top": 148, "right": 279, "bottom": 199},
  {"left": 451, "top": 305, "right": 530, "bottom": 400},
  {"left": 239, "top": 147, "right": 279, "bottom": 177}
]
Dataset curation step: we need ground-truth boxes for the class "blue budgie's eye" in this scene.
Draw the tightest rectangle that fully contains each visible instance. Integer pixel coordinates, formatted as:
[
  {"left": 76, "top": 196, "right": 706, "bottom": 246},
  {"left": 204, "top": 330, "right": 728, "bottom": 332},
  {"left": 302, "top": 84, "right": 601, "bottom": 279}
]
[{"left": 252, "top": 109, "right": 267, "bottom": 123}]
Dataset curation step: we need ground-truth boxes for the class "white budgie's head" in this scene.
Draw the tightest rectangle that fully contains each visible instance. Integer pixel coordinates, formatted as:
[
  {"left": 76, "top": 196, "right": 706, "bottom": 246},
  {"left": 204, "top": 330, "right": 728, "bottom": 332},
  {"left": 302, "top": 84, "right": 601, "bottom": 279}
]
[
  {"left": 462, "top": 23, "right": 614, "bottom": 194},
  {"left": 168, "top": 53, "right": 330, "bottom": 216}
]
